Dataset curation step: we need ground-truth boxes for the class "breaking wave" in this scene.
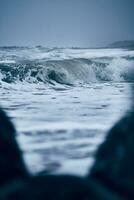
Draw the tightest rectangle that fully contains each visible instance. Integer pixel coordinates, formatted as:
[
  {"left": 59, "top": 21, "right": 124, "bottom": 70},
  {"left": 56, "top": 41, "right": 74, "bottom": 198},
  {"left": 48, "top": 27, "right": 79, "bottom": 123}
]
[
  {"left": 0, "top": 46, "right": 134, "bottom": 86},
  {"left": 0, "top": 58, "right": 134, "bottom": 86}
]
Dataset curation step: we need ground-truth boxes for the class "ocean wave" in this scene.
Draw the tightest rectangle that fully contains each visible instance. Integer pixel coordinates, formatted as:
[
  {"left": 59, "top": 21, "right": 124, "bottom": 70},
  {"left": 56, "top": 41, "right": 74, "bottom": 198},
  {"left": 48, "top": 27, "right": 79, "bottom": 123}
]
[{"left": 0, "top": 57, "right": 134, "bottom": 86}]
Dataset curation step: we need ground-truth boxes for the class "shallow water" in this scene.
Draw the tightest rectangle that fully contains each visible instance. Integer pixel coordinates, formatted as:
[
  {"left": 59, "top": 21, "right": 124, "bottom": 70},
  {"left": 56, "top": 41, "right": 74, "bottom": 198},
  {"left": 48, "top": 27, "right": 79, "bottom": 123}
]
[{"left": 0, "top": 47, "right": 133, "bottom": 175}]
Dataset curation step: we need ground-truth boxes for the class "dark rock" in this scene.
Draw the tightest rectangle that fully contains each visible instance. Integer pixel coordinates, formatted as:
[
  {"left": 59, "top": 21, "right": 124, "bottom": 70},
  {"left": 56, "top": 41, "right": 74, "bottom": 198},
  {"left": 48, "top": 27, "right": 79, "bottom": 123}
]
[
  {"left": 0, "top": 105, "right": 133, "bottom": 199},
  {"left": 89, "top": 110, "right": 134, "bottom": 199}
]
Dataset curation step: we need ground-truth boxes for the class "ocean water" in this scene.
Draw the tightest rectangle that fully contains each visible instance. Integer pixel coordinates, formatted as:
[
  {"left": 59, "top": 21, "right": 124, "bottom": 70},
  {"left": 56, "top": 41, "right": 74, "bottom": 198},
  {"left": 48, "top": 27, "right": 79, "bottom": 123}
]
[{"left": 0, "top": 46, "right": 134, "bottom": 176}]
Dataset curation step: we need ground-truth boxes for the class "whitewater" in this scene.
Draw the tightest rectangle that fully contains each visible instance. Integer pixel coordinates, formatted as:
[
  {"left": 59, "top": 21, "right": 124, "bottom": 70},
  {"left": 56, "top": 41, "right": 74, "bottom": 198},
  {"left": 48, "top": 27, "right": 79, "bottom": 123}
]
[{"left": 0, "top": 47, "right": 134, "bottom": 175}]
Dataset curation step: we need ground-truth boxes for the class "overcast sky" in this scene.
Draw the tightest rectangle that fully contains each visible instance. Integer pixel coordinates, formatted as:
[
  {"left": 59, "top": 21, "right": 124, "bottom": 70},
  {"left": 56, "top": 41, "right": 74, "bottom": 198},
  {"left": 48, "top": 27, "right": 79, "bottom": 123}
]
[{"left": 0, "top": 0, "right": 134, "bottom": 47}]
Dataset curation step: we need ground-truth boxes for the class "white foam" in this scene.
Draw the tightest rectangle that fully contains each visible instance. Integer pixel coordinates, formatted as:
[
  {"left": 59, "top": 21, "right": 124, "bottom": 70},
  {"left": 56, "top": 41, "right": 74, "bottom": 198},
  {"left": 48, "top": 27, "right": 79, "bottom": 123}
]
[{"left": 0, "top": 60, "right": 16, "bottom": 64}]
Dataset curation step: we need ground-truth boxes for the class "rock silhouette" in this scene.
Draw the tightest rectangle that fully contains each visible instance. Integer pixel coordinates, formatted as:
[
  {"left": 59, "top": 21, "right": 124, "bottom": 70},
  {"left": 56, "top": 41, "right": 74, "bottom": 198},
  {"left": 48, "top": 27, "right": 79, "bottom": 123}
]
[{"left": 0, "top": 105, "right": 134, "bottom": 199}]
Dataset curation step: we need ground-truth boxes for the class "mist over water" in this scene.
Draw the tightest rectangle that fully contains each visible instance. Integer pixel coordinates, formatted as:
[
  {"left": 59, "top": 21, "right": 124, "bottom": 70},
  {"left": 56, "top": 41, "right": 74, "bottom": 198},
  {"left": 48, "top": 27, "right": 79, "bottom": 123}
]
[{"left": 0, "top": 47, "right": 133, "bottom": 175}]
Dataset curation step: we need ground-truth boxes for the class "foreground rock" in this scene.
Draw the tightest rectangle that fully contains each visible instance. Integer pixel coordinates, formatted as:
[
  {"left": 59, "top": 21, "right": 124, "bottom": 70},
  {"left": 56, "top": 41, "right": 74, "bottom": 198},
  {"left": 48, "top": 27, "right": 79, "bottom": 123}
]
[{"left": 0, "top": 106, "right": 134, "bottom": 199}]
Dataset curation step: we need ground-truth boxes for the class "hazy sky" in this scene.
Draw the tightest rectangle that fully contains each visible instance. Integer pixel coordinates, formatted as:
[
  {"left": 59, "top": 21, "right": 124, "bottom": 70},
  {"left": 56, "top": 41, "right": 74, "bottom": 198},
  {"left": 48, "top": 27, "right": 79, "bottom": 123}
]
[{"left": 0, "top": 0, "right": 134, "bottom": 47}]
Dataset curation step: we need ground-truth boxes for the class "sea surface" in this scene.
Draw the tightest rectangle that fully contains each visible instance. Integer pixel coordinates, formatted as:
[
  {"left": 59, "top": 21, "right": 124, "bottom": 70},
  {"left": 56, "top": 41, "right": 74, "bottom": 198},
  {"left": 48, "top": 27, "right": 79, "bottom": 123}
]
[{"left": 0, "top": 47, "right": 134, "bottom": 175}]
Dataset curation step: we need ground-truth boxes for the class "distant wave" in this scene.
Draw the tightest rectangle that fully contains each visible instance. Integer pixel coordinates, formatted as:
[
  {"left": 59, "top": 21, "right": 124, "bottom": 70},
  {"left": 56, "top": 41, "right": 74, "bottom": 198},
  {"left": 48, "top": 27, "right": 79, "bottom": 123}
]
[{"left": 0, "top": 57, "right": 134, "bottom": 85}]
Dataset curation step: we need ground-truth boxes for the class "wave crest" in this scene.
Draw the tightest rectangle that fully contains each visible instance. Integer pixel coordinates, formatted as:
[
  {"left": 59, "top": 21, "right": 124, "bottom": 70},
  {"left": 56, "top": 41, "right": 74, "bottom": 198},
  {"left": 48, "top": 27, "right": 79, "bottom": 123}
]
[{"left": 0, "top": 58, "right": 134, "bottom": 85}]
